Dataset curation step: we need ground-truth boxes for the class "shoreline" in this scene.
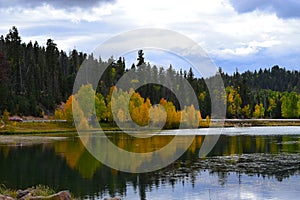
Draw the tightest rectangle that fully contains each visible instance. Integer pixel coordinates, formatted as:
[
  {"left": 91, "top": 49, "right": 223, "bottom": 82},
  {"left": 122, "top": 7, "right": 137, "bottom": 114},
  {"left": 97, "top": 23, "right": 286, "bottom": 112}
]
[
  {"left": 220, "top": 118, "right": 300, "bottom": 127},
  {"left": 0, "top": 119, "right": 299, "bottom": 135}
]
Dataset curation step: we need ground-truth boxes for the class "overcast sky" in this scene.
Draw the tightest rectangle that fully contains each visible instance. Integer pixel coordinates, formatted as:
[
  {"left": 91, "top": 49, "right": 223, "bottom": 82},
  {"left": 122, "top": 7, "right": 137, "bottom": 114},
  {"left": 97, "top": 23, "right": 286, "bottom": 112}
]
[{"left": 0, "top": 0, "right": 299, "bottom": 74}]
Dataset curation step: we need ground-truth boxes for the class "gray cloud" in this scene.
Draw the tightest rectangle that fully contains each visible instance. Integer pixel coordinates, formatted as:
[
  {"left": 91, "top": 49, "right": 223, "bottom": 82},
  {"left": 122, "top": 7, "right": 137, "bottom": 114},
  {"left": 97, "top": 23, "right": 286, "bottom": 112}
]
[
  {"left": 0, "top": 0, "right": 115, "bottom": 9},
  {"left": 230, "top": 0, "right": 300, "bottom": 19}
]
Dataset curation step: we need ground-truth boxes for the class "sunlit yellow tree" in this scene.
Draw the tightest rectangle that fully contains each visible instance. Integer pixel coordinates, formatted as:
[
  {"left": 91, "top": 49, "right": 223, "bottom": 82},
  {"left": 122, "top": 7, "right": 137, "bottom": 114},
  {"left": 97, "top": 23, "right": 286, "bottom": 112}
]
[
  {"left": 159, "top": 98, "right": 180, "bottom": 128},
  {"left": 241, "top": 104, "right": 251, "bottom": 119},
  {"left": 54, "top": 108, "right": 64, "bottom": 120},
  {"left": 105, "top": 86, "right": 115, "bottom": 123},
  {"left": 111, "top": 87, "right": 131, "bottom": 125},
  {"left": 226, "top": 86, "right": 242, "bottom": 118},
  {"left": 281, "top": 92, "right": 300, "bottom": 118},
  {"left": 253, "top": 103, "right": 265, "bottom": 118},
  {"left": 75, "top": 84, "right": 95, "bottom": 119},
  {"left": 181, "top": 105, "right": 201, "bottom": 128},
  {"left": 64, "top": 95, "right": 74, "bottom": 123},
  {"left": 95, "top": 93, "right": 107, "bottom": 122},
  {"left": 149, "top": 105, "right": 167, "bottom": 128},
  {"left": 2, "top": 109, "right": 10, "bottom": 124},
  {"left": 130, "top": 92, "right": 151, "bottom": 126},
  {"left": 72, "top": 95, "right": 89, "bottom": 130}
]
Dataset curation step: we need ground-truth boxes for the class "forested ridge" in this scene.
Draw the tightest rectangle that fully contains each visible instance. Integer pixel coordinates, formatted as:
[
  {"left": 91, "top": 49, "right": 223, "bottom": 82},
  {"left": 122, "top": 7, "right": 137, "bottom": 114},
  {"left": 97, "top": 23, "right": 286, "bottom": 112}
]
[{"left": 0, "top": 27, "right": 299, "bottom": 121}]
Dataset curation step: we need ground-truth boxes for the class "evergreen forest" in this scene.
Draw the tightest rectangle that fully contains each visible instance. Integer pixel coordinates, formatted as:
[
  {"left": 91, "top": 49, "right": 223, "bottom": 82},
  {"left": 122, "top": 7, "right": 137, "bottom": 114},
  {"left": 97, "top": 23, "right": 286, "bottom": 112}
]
[{"left": 0, "top": 27, "right": 299, "bottom": 124}]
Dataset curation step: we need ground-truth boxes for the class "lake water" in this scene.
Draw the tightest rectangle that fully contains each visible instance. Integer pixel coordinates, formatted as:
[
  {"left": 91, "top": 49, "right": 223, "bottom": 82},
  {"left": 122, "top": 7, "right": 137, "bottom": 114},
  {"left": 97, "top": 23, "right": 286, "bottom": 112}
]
[{"left": 0, "top": 126, "right": 300, "bottom": 200}]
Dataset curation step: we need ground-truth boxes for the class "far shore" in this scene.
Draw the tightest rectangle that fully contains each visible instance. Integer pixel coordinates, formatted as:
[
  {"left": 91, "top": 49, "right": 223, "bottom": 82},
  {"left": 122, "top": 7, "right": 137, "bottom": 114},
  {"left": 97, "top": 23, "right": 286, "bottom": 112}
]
[
  {"left": 0, "top": 119, "right": 299, "bottom": 135},
  {"left": 220, "top": 118, "right": 300, "bottom": 127}
]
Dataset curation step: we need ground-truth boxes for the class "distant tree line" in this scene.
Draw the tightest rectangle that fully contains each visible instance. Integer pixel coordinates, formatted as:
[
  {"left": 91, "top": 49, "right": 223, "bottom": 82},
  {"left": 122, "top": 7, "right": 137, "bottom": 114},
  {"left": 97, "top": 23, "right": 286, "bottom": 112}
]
[
  {"left": 0, "top": 26, "right": 86, "bottom": 116},
  {"left": 0, "top": 27, "right": 299, "bottom": 120},
  {"left": 220, "top": 67, "right": 299, "bottom": 118}
]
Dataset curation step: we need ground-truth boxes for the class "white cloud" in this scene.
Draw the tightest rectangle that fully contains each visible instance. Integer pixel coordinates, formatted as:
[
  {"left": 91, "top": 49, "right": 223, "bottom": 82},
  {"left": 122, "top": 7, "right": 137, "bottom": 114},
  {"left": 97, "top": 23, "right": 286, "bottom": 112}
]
[
  {"left": 230, "top": 0, "right": 300, "bottom": 19},
  {"left": 0, "top": 0, "right": 299, "bottom": 72},
  {"left": 3, "top": 3, "right": 113, "bottom": 23},
  {"left": 219, "top": 46, "right": 258, "bottom": 57},
  {"left": 214, "top": 39, "right": 282, "bottom": 58},
  {"left": 102, "top": 0, "right": 299, "bottom": 61},
  {"left": 112, "top": 0, "right": 232, "bottom": 26},
  {"left": 249, "top": 40, "right": 281, "bottom": 48}
]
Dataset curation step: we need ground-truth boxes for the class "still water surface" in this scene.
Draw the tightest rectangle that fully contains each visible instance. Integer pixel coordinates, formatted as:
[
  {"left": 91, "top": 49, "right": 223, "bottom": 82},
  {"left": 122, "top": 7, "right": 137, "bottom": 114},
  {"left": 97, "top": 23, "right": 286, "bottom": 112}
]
[{"left": 0, "top": 126, "right": 300, "bottom": 200}]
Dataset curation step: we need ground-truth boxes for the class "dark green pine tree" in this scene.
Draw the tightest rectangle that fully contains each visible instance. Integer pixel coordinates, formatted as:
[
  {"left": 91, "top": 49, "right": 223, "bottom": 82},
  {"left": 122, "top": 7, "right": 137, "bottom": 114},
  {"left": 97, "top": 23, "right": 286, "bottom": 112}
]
[
  {"left": 137, "top": 50, "right": 145, "bottom": 66},
  {"left": 45, "top": 39, "right": 59, "bottom": 109},
  {"left": 5, "top": 26, "right": 22, "bottom": 97},
  {"left": 0, "top": 52, "right": 8, "bottom": 113},
  {"left": 115, "top": 57, "right": 125, "bottom": 81}
]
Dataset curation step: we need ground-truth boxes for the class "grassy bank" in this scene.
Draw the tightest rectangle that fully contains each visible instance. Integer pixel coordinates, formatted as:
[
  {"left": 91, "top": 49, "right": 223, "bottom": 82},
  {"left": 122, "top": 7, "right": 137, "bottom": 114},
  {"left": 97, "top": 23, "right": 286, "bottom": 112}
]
[
  {"left": 0, "top": 121, "right": 123, "bottom": 135},
  {"left": 0, "top": 122, "right": 76, "bottom": 135},
  {"left": 0, "top": 119, "right": 299, "bottom": 135},
  {"left": 220, "top": 119, "right": 300, "bottom": 127},
  {"left": 0, "top": 184, "right": 56, "bottom": 198}
]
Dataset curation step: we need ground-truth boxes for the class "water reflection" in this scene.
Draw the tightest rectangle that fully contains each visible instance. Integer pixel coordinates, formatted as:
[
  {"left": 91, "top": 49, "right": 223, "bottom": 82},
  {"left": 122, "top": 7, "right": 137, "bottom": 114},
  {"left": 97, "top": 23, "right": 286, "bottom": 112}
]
[{"left": 0, "top": 127, "right": 299, "bottom": 199}]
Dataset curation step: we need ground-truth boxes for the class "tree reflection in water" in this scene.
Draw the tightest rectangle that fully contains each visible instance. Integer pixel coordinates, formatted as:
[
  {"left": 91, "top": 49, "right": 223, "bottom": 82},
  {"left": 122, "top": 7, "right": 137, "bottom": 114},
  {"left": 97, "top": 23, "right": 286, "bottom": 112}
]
[{"left": 0, "top": 131, "right": 299, "bottom": 199}]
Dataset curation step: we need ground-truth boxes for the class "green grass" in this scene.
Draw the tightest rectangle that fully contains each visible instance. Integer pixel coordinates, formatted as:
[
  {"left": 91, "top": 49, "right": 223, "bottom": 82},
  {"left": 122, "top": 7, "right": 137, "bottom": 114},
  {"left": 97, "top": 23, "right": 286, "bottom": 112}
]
[
  {"left": 0, "top": 184, "right": 58, "bottom": 198},
  {"left": 0, "top": 122, "right": 76, "bottom": 134},
  {"left": 0, "top": 184, "right": 78, "bottom": 199},
  {"left": 0, "top": 184, "right": 17, "bottom": 197},
  {"left": 0, "top": 119, "right": 299, "bottom": 135},
  {"left": 222, "top": 119, "right": 300, "bottom": 127},
  {"left": 0, "top": 121, "right": 124, "bottom": 135},
  {"left": 28, "top": 185, "right": 56, "bottom": 197}
]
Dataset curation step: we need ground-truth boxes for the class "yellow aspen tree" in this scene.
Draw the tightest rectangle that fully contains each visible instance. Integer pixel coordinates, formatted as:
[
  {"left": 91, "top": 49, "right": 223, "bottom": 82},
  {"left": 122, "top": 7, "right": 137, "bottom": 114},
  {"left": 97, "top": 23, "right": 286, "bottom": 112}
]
[
  {"left": 242, "top": 104, "right": 251, "bottom": 119},
  {"left": 253, "top": 103, "right": 265, "bottom": 118},
  {"left": 159, "top": 98, "right": 178, "bottom": 128},
  {"left": 149, "top": 105, "right": 167, "bottom": 127},
  {"left": 95, "top": 93, "right": 107, "bottom": 122},
  {"left": 64, "top": 95, "right": 74, "bottom": 124}
]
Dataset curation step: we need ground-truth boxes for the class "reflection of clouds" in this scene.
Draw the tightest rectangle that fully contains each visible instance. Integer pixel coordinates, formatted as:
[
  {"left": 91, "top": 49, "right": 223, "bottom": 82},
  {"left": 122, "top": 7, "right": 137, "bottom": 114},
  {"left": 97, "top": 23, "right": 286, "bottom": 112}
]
[
  {"left": 51, "top": 133, "right": 300, "bottom": 198},
  {"left": 223, "top": 176, "right": 300, "bottom": 200},
  {"left": 132, "top": 170, "right": 300, "bottom": 200},
  {"left": 159, "top": 126, "right": 300, "bottom": 136}
]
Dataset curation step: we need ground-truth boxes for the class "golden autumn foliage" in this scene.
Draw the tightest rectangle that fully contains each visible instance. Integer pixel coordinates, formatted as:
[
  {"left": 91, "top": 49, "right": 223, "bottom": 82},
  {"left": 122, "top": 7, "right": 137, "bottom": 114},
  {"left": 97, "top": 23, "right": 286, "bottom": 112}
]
[
  {"left": 159, "top": 98, "right": 180, "bottom": 128},
  {"left": 54, "top": 109, "right": 64, "bottom": 120},
  {"left": 181, "top": 104, "right": 201, "bottom": 128},
  {"left": 253, "top": 103, "right": 265, "bottom": 118},
  {"left": 149, "top": 104, "right": 167, "bottom": 128},
  {"left": 95, "top": 93, "right": 106, "bottom": 121},
  {"left": 241, "top": 104, "right": 251, "bottom": 119},
  {"left": 105, "top": 86, "right": 116, "bottom": 123},
  {"left": 64, "top": 95, "right": 74, "bottom": 123},
  {"left": 54, "top": 85, "right": 205, "bottom": 129},
  {"left": 226, "top": 86, "right": 242, "bottom": 118},
  {"left": 76, "top": 83, "right": 95, "bottom": 118},
  {"left": 129, "top": 91, "right": 149, "bottom": 126}
]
